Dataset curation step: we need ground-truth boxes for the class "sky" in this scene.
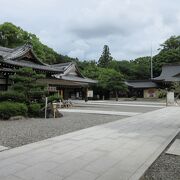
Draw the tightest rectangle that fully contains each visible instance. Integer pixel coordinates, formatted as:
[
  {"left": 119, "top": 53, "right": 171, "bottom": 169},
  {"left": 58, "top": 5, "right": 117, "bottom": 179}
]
[{"left": 0, "top": 0, "right": 180, "bottom": 61}]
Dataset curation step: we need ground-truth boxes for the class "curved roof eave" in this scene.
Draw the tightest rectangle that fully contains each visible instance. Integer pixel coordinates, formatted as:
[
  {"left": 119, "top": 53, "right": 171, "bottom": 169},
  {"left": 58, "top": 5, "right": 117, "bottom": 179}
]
[{"left": 4, "top": 44, "right": 46, "bottom": 66}]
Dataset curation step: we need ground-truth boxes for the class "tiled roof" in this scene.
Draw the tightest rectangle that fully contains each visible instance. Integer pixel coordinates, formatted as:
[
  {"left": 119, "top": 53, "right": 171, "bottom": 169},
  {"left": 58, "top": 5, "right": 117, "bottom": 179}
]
[
  {"left": 125, "top": 80, "right": 158, "bottom": 88},
  {"left": 0, "top": 59, "right": 64, "bottom": 73},
  {"left": 0, "top": 46, "right": 13, "bottom": 58},
  {"left": 0, "top": 44, "right": 97, "bottom": 84},
  {"left": 50, "top": 62, "right": 73, "bottom": 72},
  {"left": 153, "top": 64, "right": 180, "bottom": 82},
  {"left": 0, "top": 44, "right": 69, "bottom": 73},
  {"left": 58, "top": 75, "right": 97, "bottom": 84}
]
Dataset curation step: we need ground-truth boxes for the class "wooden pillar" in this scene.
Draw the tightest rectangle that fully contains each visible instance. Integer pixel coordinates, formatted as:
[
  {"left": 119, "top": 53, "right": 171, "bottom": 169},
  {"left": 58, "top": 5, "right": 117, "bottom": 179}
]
[{"left": 60, "top": 89, "right": 64, "bottom": 99}]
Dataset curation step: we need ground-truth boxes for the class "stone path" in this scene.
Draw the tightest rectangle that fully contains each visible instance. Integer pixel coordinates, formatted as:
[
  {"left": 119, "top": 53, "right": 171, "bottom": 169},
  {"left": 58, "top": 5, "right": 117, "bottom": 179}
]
[
  {"left": 59, "top": 109, "right": 141, "bottom": 116},
  {"left": 166, "top": 139, "right": 180, "bottom": 156},
  {"left": 0, "top": 107, "right": 180, "bottom": 180},
  {"left": 74, "top": 101, "right": 165, "bottom": 108}
]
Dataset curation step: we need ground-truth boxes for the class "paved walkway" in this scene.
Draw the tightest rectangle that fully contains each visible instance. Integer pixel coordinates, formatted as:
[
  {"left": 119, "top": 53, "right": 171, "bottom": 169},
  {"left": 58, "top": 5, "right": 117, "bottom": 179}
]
[
  {"left": 73, "top": 100, "right": 165, "bottom": 108},
  {"left": 0, "top": 107, "right": 180, "bottom": 180},
  {"left": 60, "top": 109, "right": 141, "bottom": 116}
]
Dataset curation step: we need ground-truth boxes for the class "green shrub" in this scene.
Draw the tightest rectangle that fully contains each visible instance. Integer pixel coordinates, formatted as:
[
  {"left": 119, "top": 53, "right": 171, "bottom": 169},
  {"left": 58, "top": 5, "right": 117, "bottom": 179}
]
[
  {"left": 0, "top": 102, "right": 28, "bottom": 120},
  {"left": 48, "top": 94, "right": 62, "bottom": 103},
  {"left": 158, "top": 89, "right": 166, "bottom": 98},
  {"left": 0, "top": 91, "right": 26, "bottom": 102},
  {"left": 28, "top": 103, "right": 41, "bottom": 117}
]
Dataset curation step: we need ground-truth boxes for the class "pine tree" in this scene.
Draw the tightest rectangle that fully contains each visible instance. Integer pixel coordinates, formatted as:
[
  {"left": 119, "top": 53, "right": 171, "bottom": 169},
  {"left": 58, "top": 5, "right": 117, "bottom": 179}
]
[
  {"left": 10, "top": 67, "right": 46, "bottom": 104},
  {"left": 98, "top": 45, "right": 113, "bottom": 68}
]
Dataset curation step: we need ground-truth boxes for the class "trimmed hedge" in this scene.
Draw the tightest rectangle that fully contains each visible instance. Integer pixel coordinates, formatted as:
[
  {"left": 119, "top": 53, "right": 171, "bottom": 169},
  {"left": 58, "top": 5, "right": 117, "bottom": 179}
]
[
  {"left": 0, "top": 102, "right": 28, "bottom": 120},
  {"left": 28, "top": 103, "right": 41, "bottom": 117},
  {"left": 48, "top": 94, "right": 62, "bottom": 103},
  {"left": 0, "top": 91, "right": 26, "bottom": 102}
]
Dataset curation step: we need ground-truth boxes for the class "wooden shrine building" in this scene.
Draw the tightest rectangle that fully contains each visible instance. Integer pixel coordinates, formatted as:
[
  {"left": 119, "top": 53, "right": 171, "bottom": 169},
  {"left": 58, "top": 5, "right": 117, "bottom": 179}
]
[{"left": 0, "top": 44, "right": 96, "bottom": 100}]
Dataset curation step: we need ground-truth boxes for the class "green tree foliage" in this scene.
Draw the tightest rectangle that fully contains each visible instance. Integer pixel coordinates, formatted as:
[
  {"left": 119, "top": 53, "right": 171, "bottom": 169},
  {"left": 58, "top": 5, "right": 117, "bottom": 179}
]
[
  {"left": 0, "top": 91, "right": 26, "bottom": 102},
  {"left": 108, "top": 57, "right": 151, "bottom": 80},
  {"left": 153, "top": 35, "right": 180, "bottom": 77},
  {"left": 171, "top": 82, "right": 180, "bottom": 100},
  {"left": 10, "top": 67, "right": 46, "bottom": 104},
  {"left": 0, "top": 102, "right": 28, "bottom": 120},
  {"left": 28, "top": 103, "right": 41, "bottom": 117},
  {"left": 98, "top": 45, "right": 113, "bottom": 67},
  {"left": 0, "top": 22, "right": 76, "bottom": 64},
  {"left": 80, "top": 61, "right": 127, "bottom": 99},
  {"left": 132, "top": 57, "right": 151, "bottom": 80},
  {"left": 77, "top": 60, "right": 98, "bottom": 79},
  {"left": 109, "top": 60, "right": 136, "bottom": 79},
  {"left": 98, "top": 68, "right": 127, "bottom": 100}
]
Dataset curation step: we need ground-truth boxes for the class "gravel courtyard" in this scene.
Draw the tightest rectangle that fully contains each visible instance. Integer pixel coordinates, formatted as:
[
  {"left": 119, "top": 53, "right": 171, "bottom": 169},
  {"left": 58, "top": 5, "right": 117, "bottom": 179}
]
[{"left": 0, "top": 113, "right": 125, "bottom": 148}]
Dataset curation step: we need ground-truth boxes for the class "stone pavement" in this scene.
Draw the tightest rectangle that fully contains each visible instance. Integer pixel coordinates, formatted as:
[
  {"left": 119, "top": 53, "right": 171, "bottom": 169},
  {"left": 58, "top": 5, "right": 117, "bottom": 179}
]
[
  {"left": 166, "top": 139, "right": 180, "bottom": 156},
  {"left": 60, "top": 109, "right": 142, "bottom": 116},
  {"left": 73, "top": 100, "right": 165, "bottom": 108},
  {"left": 0, "top": 107, "right": 180, "bottom": 180}
]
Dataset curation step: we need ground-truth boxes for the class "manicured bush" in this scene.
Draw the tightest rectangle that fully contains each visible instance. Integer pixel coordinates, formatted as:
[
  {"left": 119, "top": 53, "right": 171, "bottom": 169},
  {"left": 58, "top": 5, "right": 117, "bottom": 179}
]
[
  {"left": 0, "top": 91, "right": 26, "bottom": 102},
  {"left": 48, "top": 94, "right": 62, "bottom": 103},
  {"left": 28, "top": 103, "right": 41, "bottom": 117},
  {"left": 158, "top": 89, "right": 166, "bottom": 98},
  {"left": 0, "top": 102, "right": 28, "bottom": 120}
]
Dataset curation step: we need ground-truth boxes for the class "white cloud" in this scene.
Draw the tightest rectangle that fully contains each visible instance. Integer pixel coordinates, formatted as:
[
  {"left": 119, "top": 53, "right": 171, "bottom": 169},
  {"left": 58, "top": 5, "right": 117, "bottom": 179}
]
[{"left": 0, "top": 0, "right": 180, "bottom": 60}]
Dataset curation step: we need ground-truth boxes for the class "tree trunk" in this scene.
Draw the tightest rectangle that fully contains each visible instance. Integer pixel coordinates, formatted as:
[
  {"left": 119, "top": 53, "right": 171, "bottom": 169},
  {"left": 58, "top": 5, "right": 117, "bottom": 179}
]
[{"left": 115, "top": 91, "right": 118, "bottom": 101}]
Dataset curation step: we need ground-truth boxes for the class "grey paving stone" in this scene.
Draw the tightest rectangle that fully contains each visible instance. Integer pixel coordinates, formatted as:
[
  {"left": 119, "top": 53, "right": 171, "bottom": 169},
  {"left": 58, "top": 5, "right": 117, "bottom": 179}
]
[
  {"left": 0, "top": 154, "right": 27, "bottom": 169},
  {"left": 50, "top": 158, "right": 89, "bottom": 178},
  {"left": 60, "top": 109, "right": 141, "bottom": 116},
  {"left": 84, "top": 156, "right": 120, "bottom": 174},
  {"left": 96, "top": 166, "right": 131, "bottom": 180},
  {"left": 166, "top": 139, "right": 180, "bottom": 156},
  {"left": 29, "top": 161, "right": 59, "bottom": 171},
  {"left": 0, "top": 163, "right": 27, "bottom": 177},
  {"left": 15, "top": 167, "right": 62, "bottom": 180},
  {"left": 108, "top": 148, "right": 133, "bottom": 160},
  {"left": 50, "top": 143, "right": 79, "bottom": 154},
  {"left": 19, "top": 151, "right": 57, "bottom": 166},
  {"left": 64, "top": 170, "right": 99, "bottom": 180},
  {"left": 50, "top": 149, "right": 85, "bottom": 164},
  {"left": 0, "top": 175, "right": 23, "bottom": 180},
  {"left": 77, "top": 150, "right": 108, "bottom": 163}
]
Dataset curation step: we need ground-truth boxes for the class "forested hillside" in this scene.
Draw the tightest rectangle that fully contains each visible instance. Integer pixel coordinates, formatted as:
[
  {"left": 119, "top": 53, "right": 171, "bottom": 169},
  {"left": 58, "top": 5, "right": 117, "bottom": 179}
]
[{"left": 0, "top": 22, "right": 77, "bottom": 64}]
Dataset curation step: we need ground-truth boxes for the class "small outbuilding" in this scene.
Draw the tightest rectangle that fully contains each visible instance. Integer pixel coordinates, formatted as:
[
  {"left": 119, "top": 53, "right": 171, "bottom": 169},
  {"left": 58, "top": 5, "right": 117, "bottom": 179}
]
[{"left": 125, "top": 80, "right": 159, "bottom": 98}]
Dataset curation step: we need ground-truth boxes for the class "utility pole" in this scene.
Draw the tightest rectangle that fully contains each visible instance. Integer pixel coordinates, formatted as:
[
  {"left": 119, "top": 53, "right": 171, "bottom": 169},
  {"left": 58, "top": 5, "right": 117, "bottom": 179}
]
[{"left": 150, "top": 44, "right": 153, "bottom": 79}]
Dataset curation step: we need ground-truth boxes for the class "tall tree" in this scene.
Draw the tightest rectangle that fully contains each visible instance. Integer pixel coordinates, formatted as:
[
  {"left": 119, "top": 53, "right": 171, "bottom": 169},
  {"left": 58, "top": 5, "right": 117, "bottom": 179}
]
[
  {"left": 98, "top": 45, "right": 113, "bottom": 68},
  {"left": 81, "top": 63, "right": 127, "bottom": 100},
  {"left": 103, "top": 69, "right": 127, "bottom": 101}
]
